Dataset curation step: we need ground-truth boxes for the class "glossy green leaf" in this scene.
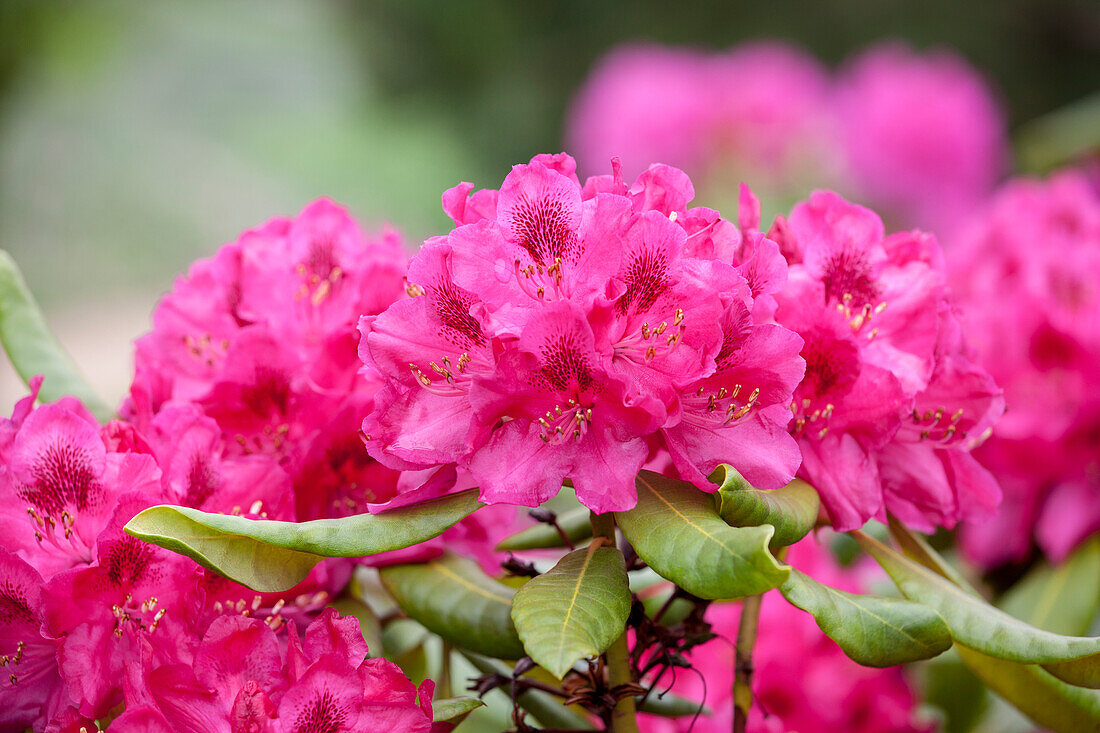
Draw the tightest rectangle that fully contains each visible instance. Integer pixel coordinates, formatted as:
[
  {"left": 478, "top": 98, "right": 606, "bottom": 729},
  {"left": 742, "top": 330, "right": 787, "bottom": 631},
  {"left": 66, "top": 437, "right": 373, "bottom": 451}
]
[
  {"left": 460, "top": 652, "right": 597, "bottom": 731},
  {"left": 887, "top": 517, "right": 975, "bottom": 590},
  {"left": 881, "top": 522, "right": 1100, "bottom": 729},
  {"left": 855, "top": 532, "right": 1100, "bottom": 668},
  {"left": 779, "top": 569, "right": 952, "bottom": 666},
  {"left": 615, "top": 471, "right": 789, "bottom": 600},
  {"left": 511, "top": 542, "right": 631, "bottom": 679},
  {"left": 636, "top": 692, "right": 708, "bottom": 718},
  {"left": 956, "top": 645, "right": 1100, "bottom": 732},
  {"left": 922, "top": 649, "right": 990, "bottom": 733},
  {"left": 0, "top": 249, "right": 112, "bottom": 422},
  {"left": 496, "top": 506, "right": 594, "bottom": 551},
  {"left": 432, "top": 697, "right": 485, "bottom": 726},
  {"left": 124, "top": 490, "right": 482, "bottom": 592},
  {"left": 382, "top": 619, "right": 429, "bottom": 663},
  {"left": 380, "top": 553, "right": 525, "bottom": 659},
  {"left": 999, "top": 538, "right": 1100, "bottom": 637},
  {"left": 1045, "top": 654, "right": 1100, "bottom": 689},
  {"left": 712, "top": 466, "right": 819, "bottom": 547}
]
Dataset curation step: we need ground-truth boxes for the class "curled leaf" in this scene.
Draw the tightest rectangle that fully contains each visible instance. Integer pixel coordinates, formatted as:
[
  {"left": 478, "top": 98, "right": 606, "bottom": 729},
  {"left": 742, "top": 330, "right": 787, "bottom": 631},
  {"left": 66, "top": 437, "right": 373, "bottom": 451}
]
[
  {"left": 712, "top": 466, "right": 819, "bottom": 547},
  {"left": 615, "top": 471, "right": 788, "bottom": 600}
]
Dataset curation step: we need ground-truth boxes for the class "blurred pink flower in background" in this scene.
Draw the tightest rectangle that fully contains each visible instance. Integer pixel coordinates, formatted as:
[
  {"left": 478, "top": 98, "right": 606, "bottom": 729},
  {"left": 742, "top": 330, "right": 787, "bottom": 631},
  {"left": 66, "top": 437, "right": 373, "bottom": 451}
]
[
  {"left": 566, "top": 46, "right": 717, "bottom": 182},
  {"left": 837, "top": 42, "right": 1008, "bottom": 233},
  {"left": 771, "top": 189, "right": 1003, "bottom": 532},
  {"left": 567, "top": 42, "right": 836, "bottom": 197},
  {"left": 640, "top": 538, "right": 933, "bottom": 733},
  {"left": 952, "top": 170, "right": 1100, "bottom": 566},
  {"left": 567, "top": 39, "right": 1008, "bottom": 232}
]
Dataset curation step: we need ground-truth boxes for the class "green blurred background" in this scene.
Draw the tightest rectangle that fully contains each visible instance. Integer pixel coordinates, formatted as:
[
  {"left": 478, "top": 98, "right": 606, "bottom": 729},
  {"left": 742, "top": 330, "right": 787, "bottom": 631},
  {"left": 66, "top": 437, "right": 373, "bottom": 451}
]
[{"left": 1, "top": 0, "right": 1098, "bottom": 407}]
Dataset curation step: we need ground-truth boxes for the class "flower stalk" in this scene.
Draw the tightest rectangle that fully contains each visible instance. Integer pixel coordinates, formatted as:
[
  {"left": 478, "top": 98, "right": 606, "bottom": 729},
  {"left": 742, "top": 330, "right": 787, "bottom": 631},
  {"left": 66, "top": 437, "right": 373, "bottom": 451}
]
[
  {"left": 732, "top": 591, "right": 763, "bottom": 733},
  {"left": 590, "top": 511, "right": 640, "bottom": 733}
]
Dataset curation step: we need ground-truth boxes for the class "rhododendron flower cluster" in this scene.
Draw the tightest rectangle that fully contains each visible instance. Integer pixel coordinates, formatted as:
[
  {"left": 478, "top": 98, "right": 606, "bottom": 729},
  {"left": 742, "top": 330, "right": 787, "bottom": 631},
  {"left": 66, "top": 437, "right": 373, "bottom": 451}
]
[
  {"left": 126, "top": 198, "right": 409, "bottom": 521},
  {"left": 117, "top": 610, "right": 434, "bottom": 733},
  {"left": 568, "top": 40, "right": 1006, "bottom": 232},
  {"left": 640, "top": 539, "right": 933, "bottom": 733},
  {"left": 360, "top": 154, "right": 806, "bottom": 513},
  {"left": 0, "top": 379, "right": 433, "bottom": 731},
  {"left": 124, "top": 198, "right": 517, "bottom": 568},
  {"left": 950, "top": 171, "right": 1100, "bottom": 566},
  {"left": 8, "top": 132, "right": 1087, "bottom": 733},
  {"left": 763, "top": 189, "right": 1004, "bottom": 531}
]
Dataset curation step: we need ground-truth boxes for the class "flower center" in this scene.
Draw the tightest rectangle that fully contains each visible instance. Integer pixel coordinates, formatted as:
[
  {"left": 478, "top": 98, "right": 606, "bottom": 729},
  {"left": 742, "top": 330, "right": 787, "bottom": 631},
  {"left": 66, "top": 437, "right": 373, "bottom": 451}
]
[
  {"left": 911, "top": 405, "right": 968, "bottom": 445},
  {"left": 537, "top": 399, "right": 594, "bottom": 444},
  {"left": 614, "top": 308, "right": 686, "bottom": 364}
]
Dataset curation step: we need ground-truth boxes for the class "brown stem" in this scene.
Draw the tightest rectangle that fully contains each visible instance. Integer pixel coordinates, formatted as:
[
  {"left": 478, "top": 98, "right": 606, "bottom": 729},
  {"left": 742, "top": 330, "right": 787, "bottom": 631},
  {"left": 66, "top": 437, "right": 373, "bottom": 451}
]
[
  {"left": 731, "top": 592, "right": 762, "bottom": 733},
  {"left": 733, "top": 547, "right": 788, "bottom": 733},
  {"left": 590, "top": 512, "right": 640, "bottom": 733}
]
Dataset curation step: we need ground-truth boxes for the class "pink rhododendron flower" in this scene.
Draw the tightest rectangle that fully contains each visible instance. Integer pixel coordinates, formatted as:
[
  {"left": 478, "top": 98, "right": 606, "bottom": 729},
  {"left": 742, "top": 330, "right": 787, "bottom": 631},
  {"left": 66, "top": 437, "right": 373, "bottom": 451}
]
[
  {"left": 125, "top": 198, "right": 523, "bottom": 574},
  {"left": 126, "top": 198, "right": 409, "bottom": 521},
  {"left": 0, "top": 400, "right": 162, "bottom": 578},
  {"left": 128, "top": 609, "right": 433, "bottom": 732},
  {"left": 0, "top": 549, "right": 64, "bottom": 732},
  {"left": 42, "top": 493, "right": 198, "bottom": 718},
  {"left": 640, "top": 538, "right": 933, "bottom": 732},
  {"left": 566, "top": 42, "right": 834, "bottom": 190},
  {"left": 837, "top": 42, "right": 1007, "bottom": 232},
  {"left": 952, "top": 171, "right": 1100, "bottom": 565},
  {"left": 567, "top": 40, "right": 1007, "bottom": 232},
  {"left": 361, "top": 154, "right": 805, "bottom": 512},
  {"left": 773, "top": 190, "right": 1002, "bottom": 530}
]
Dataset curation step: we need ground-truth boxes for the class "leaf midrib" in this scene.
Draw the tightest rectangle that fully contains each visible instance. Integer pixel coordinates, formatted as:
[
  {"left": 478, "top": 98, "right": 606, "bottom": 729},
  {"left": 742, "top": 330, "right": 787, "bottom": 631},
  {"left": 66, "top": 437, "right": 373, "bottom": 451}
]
[
  {"left": 819, "top": 580, "right": 942, "bottom": 651},
  {"left": 638, "top": 475, "right": 750, "bottom": 565},
  {"left": 434, "top": 561, "right": 513, "bottom": 605},
  {"left": 554, "top": 542, "right": 602, "bottom": 665}
]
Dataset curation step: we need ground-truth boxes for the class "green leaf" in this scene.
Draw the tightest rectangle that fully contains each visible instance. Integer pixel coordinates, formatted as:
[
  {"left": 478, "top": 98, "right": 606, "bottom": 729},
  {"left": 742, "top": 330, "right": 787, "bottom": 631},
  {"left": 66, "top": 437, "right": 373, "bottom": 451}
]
[
  {"left": 383, "top": 619, "right": 430, "bottom": 685},
  {"left": 711, "top": 466, "right": 819, "bottom": 548},
  {"left": 432, "top": 697, "right": 485, "bottom": 726},
  {"left": 636, "top": 692, "right": 708, "bottom": 718},
  {"left": 999, "top": 537, "right": 1100, "bottom": 637},
  {"left": 328, "top": 596, "right": 384, "bottom": 657},
  {"left": 922, "top": 648, "right": 990, "bottom": 733},
  {"left": 996, "top": 538, "right": 1100, "bottom": 689},
  {"left": 496, "top": 506, "right": 594, "bottom": 551},
  {"left": 878, "top": 523, "right": 1100, "bottom": 729},
  {"left": 956, "top": 645, "right": 1100, "bottom": 733},
  {"left": 380, "top": 553, "right": 525, "bottom": 659},
  {"left": 382, "top": 618, "right": 429, "bottom": 662},
  {"left": 779, "top": 569, "right": 952, "bottom": 666},
  {"left": 510, "top": 542, "right": 631, "bottom": 679},
  {"left": 124, "top": 490, "right": 483, "bottom": 592},
  {"left": 887, "top": 517, "right": 975, "bottom": 590},
  {"left": 615, "top": 471, "right": 789, "bottom": 600},
  {"left": 1045, "top": 654, "right": 1100, "bottom": 689},
  {"left": 1016, "top": 92, "right": 1100, "bottom": 174},
  {"left": 854, "top": 531, "right": 1100, "bottom": 667},
  {"left": 0, "top": 249, "right": 112, "bottom": 422},
  {"left": 460, "top": 652, "right": 597, "bottom": 730}
]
